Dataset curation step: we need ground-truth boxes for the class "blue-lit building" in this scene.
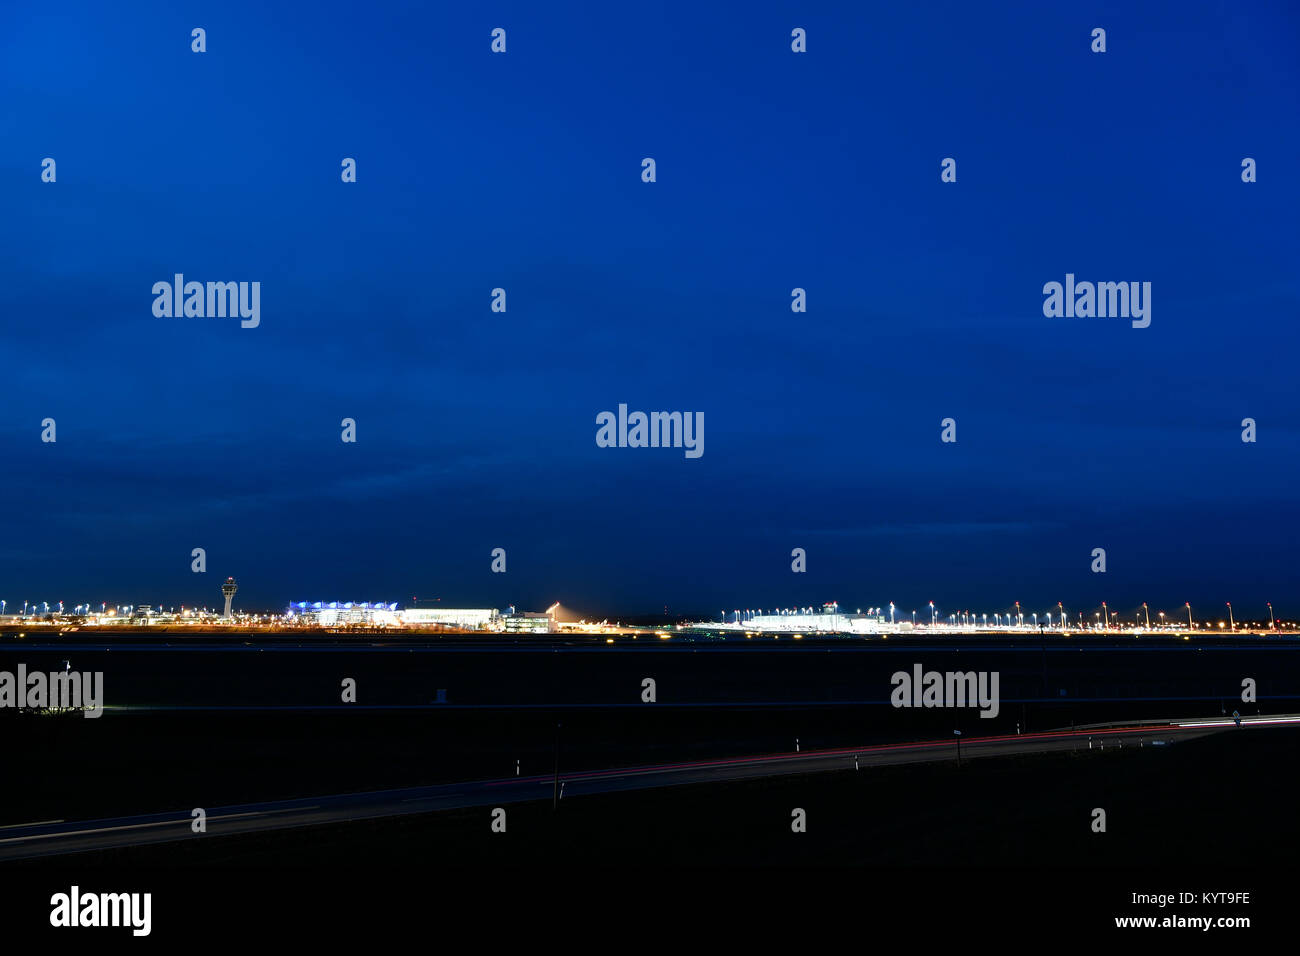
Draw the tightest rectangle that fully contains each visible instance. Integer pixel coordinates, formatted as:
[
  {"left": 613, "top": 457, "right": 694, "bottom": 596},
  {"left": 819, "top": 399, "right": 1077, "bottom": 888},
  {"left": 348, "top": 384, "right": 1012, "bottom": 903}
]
[{"left": 289, "top": 602, "right": 401, "bottom": 627}]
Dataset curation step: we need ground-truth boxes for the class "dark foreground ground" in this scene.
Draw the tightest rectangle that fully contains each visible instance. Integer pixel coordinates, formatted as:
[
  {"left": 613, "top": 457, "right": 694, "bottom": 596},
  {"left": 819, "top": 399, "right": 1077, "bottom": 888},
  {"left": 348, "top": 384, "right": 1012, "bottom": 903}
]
[
  {"left": 3, "top": 721, "right": 1290, "bottom": 943},
  {"left": 10, "top": 726, "right": 1296, "bottom": 868}
]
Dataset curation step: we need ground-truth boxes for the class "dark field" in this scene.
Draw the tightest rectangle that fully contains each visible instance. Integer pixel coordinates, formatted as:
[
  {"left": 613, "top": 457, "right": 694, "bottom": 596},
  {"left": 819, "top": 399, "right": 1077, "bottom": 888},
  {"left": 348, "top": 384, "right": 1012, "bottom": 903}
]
[
  {"left": 3, "top": 634, "right": 1294, "bottom": 943},
  {"left": 8, "top": 727, "right": 1297, "bottom": 867},
  {"left": 2, "top": 632, "right": 1297, "bottom": 858}
]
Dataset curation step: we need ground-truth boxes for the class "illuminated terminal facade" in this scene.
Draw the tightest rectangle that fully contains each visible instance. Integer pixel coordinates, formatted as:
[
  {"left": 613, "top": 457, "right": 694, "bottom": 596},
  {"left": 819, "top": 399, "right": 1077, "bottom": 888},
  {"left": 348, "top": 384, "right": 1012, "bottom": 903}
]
[
  {"left": 502, "top": 610, "right": 555, "bottom": 633},
  {"left": 288, "top": 602, "right": 403, "bottom": 627},
  {"left": 401, "top": 608, "right": 499, "bottom": 629},
  {"left": 710, "top": 603, "right": 901, "bottom": 634},
  {"left": 287, "top": 603, "right": 516, "bottom": 631}
]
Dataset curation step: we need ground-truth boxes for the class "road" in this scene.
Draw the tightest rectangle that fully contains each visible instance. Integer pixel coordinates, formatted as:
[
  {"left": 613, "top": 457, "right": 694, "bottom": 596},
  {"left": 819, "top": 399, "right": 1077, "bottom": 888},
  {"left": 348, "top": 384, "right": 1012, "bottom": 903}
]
[{"left": 1, "top": 714, "right": 1294, "bottom": 861}]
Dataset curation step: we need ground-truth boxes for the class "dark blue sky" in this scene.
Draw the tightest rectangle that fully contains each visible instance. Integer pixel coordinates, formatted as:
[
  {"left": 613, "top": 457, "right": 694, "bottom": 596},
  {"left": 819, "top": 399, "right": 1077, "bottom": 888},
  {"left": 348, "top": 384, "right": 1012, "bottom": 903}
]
[{"left": 3, "top": 1, "right": 1297, "bottom": 619}]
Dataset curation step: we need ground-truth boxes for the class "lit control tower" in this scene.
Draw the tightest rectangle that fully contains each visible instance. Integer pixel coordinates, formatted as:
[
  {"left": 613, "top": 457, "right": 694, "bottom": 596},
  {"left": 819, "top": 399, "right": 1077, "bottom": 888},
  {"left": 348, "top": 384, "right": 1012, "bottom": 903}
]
[{"left": 222, "top": 577, "right": 238, "bottom": 618}]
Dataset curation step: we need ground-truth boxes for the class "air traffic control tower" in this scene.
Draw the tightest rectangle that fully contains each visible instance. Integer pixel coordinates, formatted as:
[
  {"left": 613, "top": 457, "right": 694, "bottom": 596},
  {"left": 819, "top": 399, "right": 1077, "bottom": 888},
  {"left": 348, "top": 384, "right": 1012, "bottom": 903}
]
[{"left": 222, "top": 576, "right": 238, "bottom": 618}]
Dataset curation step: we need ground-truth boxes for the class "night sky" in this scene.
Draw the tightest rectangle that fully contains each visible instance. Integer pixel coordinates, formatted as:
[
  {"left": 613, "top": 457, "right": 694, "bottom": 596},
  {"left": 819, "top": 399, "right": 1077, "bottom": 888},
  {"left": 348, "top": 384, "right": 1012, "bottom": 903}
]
[{"left": 3, "top": 1, "right": 1297, "bottom": 619}]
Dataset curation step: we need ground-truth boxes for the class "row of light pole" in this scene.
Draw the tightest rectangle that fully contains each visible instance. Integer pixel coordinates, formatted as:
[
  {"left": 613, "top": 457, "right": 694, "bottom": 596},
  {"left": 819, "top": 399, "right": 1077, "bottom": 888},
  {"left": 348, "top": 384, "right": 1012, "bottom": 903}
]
[
  {"left": 0, "top": 602, "right": 195, "bottom": 621},
  {"left": 1, "top": 601, "right": 118, "bottom": 616},
  {"left": 865, "top": 601, "right": 1281, "bottom": 631},
  {"left": 715, "top": 602, "right": 1283, "bottom": 632}
]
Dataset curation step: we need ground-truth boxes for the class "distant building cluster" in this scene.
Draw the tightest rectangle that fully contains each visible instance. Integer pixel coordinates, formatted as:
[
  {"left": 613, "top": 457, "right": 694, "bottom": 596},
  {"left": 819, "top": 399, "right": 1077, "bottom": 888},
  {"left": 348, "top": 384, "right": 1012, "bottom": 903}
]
[
  {"left": 7, "top": 586, "right": 1285, "bottom": 638},
  {"left": 0, "top": 604, "right": 273, "bottom": 626},
  {"left": 0, "top": 585, "right": 562, "bottom": 635},
  {"left": 287, "top": 602, "right": 554, "bottom": 632}
]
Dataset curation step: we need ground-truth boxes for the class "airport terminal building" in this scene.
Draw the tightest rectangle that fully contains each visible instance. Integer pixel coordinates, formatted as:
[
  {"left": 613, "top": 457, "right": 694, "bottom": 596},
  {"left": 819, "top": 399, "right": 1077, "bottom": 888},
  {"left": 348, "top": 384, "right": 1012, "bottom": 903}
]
[
  {"left": 288, "top": 602, "right": 559, "bottom": 633},
  {"left": 399, "top": 608, "right": 499, "bottom": 630}
]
